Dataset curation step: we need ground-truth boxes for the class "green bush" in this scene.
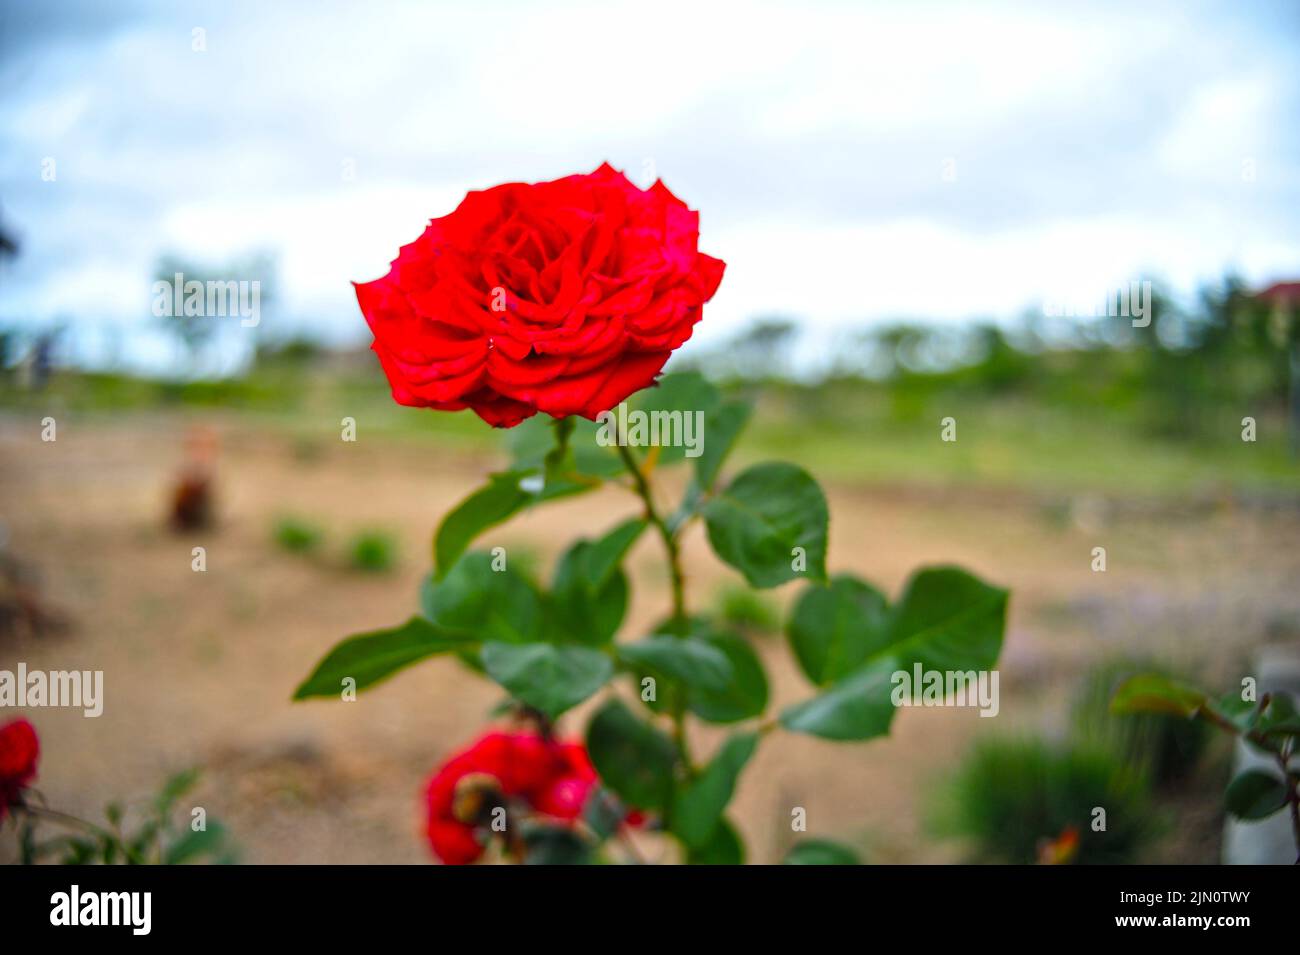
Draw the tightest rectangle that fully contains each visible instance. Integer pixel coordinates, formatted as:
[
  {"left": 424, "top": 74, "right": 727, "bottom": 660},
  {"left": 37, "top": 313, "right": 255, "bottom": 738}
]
[
  {"left": 713, "top": 583, "right": 779, "bottom": 634},
  {"left": 347, "top": 529, "right": 398, "bottom": 573},
  {"left": 1070, "top": 658, "right": 1209, "bottom": 786},
  {"left": 273, "top": 516, "right": 324, "bottom": 554},
  {"left": 935, "top": 737, "right": 1156, "bottom": 864}
]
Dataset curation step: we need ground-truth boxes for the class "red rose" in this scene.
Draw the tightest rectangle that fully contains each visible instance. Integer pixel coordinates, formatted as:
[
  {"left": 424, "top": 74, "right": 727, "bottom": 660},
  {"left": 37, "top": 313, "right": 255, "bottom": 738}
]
[
  {"left": 533, "top": 775, "right": 593, "bottom": 821},
  {"left": 355, "top": 163, "right": 725, "bottom": 427},
  {"left": 0, "top": 718, "right": 39, "bottom": 820},
  {"left": 422, "top": 728, "right": 640, "bottom": 863},
  {"left": 496, "top": 732, "right": 561, "bottom": 797},
  {"left": 423, "top": 731, "right": 548, "bottom": 865},
  {"left": 426, "top": 818, "right": 485, "bottom": 867},
  {"left": 552, "top": 741, "right": 596, "bottom": 782},
  {"left": 424, "top": 756, "right": 492, "bottom": 866}
]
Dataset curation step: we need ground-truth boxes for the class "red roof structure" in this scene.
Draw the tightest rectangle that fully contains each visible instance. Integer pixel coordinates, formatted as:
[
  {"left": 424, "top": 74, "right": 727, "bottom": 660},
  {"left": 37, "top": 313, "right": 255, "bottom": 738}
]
[{"left": 1255, "top": 281, "right": 1300, "bottom": 303}]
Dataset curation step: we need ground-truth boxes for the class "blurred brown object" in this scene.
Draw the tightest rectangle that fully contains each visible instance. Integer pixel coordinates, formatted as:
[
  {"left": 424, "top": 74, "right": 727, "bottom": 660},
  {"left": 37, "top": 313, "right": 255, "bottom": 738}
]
[
  {"left": 0, "top": 535, "right": 70, "bottom": 639},
  {"left": 169, "top": 424, "right": 218, "bottom": 531}
]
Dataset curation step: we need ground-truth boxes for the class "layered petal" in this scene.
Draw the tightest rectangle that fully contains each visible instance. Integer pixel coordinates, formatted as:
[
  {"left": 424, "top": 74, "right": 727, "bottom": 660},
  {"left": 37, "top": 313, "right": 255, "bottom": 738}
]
[{"left": 355, "top": 165, "right": 724, "bottom": 427}]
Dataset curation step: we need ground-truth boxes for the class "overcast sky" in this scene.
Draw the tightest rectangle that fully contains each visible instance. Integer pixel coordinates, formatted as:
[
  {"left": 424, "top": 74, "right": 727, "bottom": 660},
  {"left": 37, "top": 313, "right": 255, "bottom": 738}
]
[{"left": 1, "top": 0, "right": 1298, "bottom": 372}]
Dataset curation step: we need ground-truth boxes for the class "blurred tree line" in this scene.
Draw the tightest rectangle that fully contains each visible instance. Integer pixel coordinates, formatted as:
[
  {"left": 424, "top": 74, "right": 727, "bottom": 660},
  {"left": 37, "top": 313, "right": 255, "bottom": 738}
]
[{"left": 679, "top": 276, "right": 1300, "bottom": 449}]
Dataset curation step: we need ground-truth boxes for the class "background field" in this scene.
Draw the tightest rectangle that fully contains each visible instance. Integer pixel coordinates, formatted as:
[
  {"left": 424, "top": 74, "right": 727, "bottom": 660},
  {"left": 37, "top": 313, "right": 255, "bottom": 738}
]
[{"left": 3, "top": 334, "right": 1297, "bottom": 862}]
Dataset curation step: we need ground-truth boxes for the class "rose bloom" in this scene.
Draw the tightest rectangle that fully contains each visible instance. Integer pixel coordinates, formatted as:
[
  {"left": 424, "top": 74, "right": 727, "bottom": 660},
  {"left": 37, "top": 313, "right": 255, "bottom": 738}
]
[
  {"left": 423, "top": 730, "right": 623, "bottom": 864},
  {"left": 0, "top": 718, "right": 39, "bottom": 820},
  {"left": 531, "top": 741, "right": 597, "bottom": 821},
  {"left": 356, "top": 164, "right": 725, "bottom": 427}
]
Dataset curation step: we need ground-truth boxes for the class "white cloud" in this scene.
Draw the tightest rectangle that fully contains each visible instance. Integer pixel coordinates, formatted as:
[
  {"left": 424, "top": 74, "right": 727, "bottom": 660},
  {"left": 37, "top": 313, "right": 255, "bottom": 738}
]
[{"left": 0, "top": 0, "right": 1297, "bottom": 373}]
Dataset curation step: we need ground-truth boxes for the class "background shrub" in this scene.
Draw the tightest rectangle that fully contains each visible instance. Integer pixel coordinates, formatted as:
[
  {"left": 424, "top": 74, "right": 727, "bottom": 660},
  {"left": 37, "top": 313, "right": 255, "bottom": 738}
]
[
  {"left": 934, "top": 736, "right": 1157, "bottom": 864},
  {"left": 273, "top": 516, "right": 324, "bottom": 555},
  {"left": 1070, "top": 658, "right": 1209, "bottom": 787},
  {"left": 347, "top": 529, "right": 398, "bottom": 573}
]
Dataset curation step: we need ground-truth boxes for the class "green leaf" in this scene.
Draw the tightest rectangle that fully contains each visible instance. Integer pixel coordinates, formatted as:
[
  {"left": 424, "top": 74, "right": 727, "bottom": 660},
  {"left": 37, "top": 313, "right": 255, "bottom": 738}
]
[
  {"left": 551, "top": 541, "right": 630, "bottom": 645},
  {"left": 434, "top": 468, "right": 595, "bottom": 577},
  {"left": 586, "top": 698, "right": 677, "bottom": 811},
  {"left": 618, "top": 635, "right": 734, "bottom": 692},
  {"left": 480, "top": 642, "right": 612, "bottom": 718},
  {"left": 1256, "top": 694, "right": 1300, "bottom": 742},
  {"left": 787, "top": 575, "right": 889, "bottom": 685},
  {"left": 780, "top": 567, "right": 1007, "bottom": 741},
  {"left": 434, "top": 471, "right": 531, "bottom": 577},
  {"left": 1215, "top": 691, "right": 1259, "bottom": 731},
  {"left": 694, "top": 399, "right": 752, "bottom": 491},
  {"left": 155, "top": 768, "right": 201, "bottom": 814},
  {"left": 126, "top": 821, "right": 159, "bottom": 862},
  {"left": 48, "top": 835, "right": 97, "bottom": 865},
  {"left": 293, "top": 617, "right": 470, "bottom": 699},
  {"left": 584, "top": 518, "right": 647, "bottom": 587},
  {"left": 163, "top": 821, "right": 231, "bottom": 865},
  {"left": 631, "top": 371, "right": 721, "bottom": 466},
  {"left": 508, "top": 415, "right": 624, "bottom": 479},
  {"left": 1111, "top": 674, "right": 1209, "bottom": 719},
  {"left": 521, "top": 824, "right": 593, "bottom": 865},
  {"left": 1224, "top": 769, "right": 1290, "bottom": 821},
  {"left": 686, "top": 818, "right": 744, "bottom": 864},
  {"left": 782, "top": 838, "right": 861, "bottom": 865},
  {"left": 582, "top": 787, "right": 628, "bottom": 841},
  {"left": 423, "top": 552, "right": 542, "bottom": 644},
  {"left": 636, "top": 370, "right": 720, "bottom": 415},
  {"left": 779, "top": 657, "right": 899, "bottom": 741},
  {"left": 702, "top": 462, "right": 829, "bottom": 588},
  {"left": 546, "top": 518, "right": 646, "bottom": 645},
  {"left": 672, "top": 732, "right": 759, "bottom": 848},
  {"left": 34, "top": 834, "right": 94, "bottom": 865},
  {"left": 687, "top": 631, "right": 770, "bottom": 724},
  {"left": 884, "top": 566, "right": 1007, "bottom": 673}
]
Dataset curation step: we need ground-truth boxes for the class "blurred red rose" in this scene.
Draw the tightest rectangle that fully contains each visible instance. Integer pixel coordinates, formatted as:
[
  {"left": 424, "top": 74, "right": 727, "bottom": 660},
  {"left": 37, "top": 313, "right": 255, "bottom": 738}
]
[
  {"left": 532, "top": 775, "right": 592, "bottom": 821},
  {"left": 356, "top": 163, "right": 725, "bottom": 427},
  {"left": 529, "top": 740, "right": 594, "bottom": 820},
  {"left": 423, "top": 729, "right": 633, "bottom": 864},
  {"left": 0, "top": 718, "right": 39, "bottom": 820},
  {"left": 468, "top": 731, "right": 557, "bottom": 797}
]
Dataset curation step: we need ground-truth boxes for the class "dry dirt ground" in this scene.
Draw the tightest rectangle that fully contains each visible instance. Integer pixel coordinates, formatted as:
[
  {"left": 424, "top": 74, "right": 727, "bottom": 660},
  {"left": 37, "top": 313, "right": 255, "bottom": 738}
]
[{"left": 1, "top": 411, "right": 1298, "bottom": 863}]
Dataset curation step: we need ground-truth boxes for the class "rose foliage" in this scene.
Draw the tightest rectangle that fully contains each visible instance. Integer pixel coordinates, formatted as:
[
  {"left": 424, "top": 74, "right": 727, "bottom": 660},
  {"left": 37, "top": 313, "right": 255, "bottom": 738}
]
[{"left": 297, "top": 166, "right": 1010, "bottom": 864}]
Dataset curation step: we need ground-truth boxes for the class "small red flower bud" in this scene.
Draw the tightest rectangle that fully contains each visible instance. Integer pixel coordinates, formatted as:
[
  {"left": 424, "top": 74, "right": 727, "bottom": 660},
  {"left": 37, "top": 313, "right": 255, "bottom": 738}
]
[{"left": 0, "top": 718, "right": 39, "bottom": 820}]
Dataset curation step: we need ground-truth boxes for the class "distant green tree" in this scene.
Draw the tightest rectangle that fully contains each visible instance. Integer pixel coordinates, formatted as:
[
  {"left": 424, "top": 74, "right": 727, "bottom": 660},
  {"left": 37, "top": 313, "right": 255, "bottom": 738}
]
[{"left": 153, "top": 252, "right": 277, "bottom": 371}]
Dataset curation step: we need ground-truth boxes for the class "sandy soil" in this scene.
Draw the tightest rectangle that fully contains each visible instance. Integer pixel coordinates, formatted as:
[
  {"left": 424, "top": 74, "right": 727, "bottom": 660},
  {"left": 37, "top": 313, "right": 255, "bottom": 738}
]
[{"left": 2, "top": 411, "right": 1297, "bottom": 863}]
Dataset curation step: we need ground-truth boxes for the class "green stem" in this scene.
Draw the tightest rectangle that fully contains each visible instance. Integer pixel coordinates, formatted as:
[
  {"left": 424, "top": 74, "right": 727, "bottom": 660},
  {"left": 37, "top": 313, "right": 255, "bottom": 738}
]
[
  {"left": 16, "top": 802, "right": 146, "bottom": 865},
  {"left": 1288, "top": 778, "right": 1299, "bottom": 865},
  {"left": 615, "top": 442, "right": 686, "bottom": 624},
  {"left": 1207, "top": 697, "right": 1300, "bottom": 862},
  {"left": 1278, "top": 748, "right": 1300, "bottom": 863},
  {"left": 20, "top": 803, "right": 110, "bottom": 838},
  {"left": 615, "top": 440, "right": 694, "bottom": 778},
  {"left": 544, "top": 416, "right": 575, "bottom": 482},
  {"left": 670, "top": 686, "right": 694, "bottom": 772}
]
